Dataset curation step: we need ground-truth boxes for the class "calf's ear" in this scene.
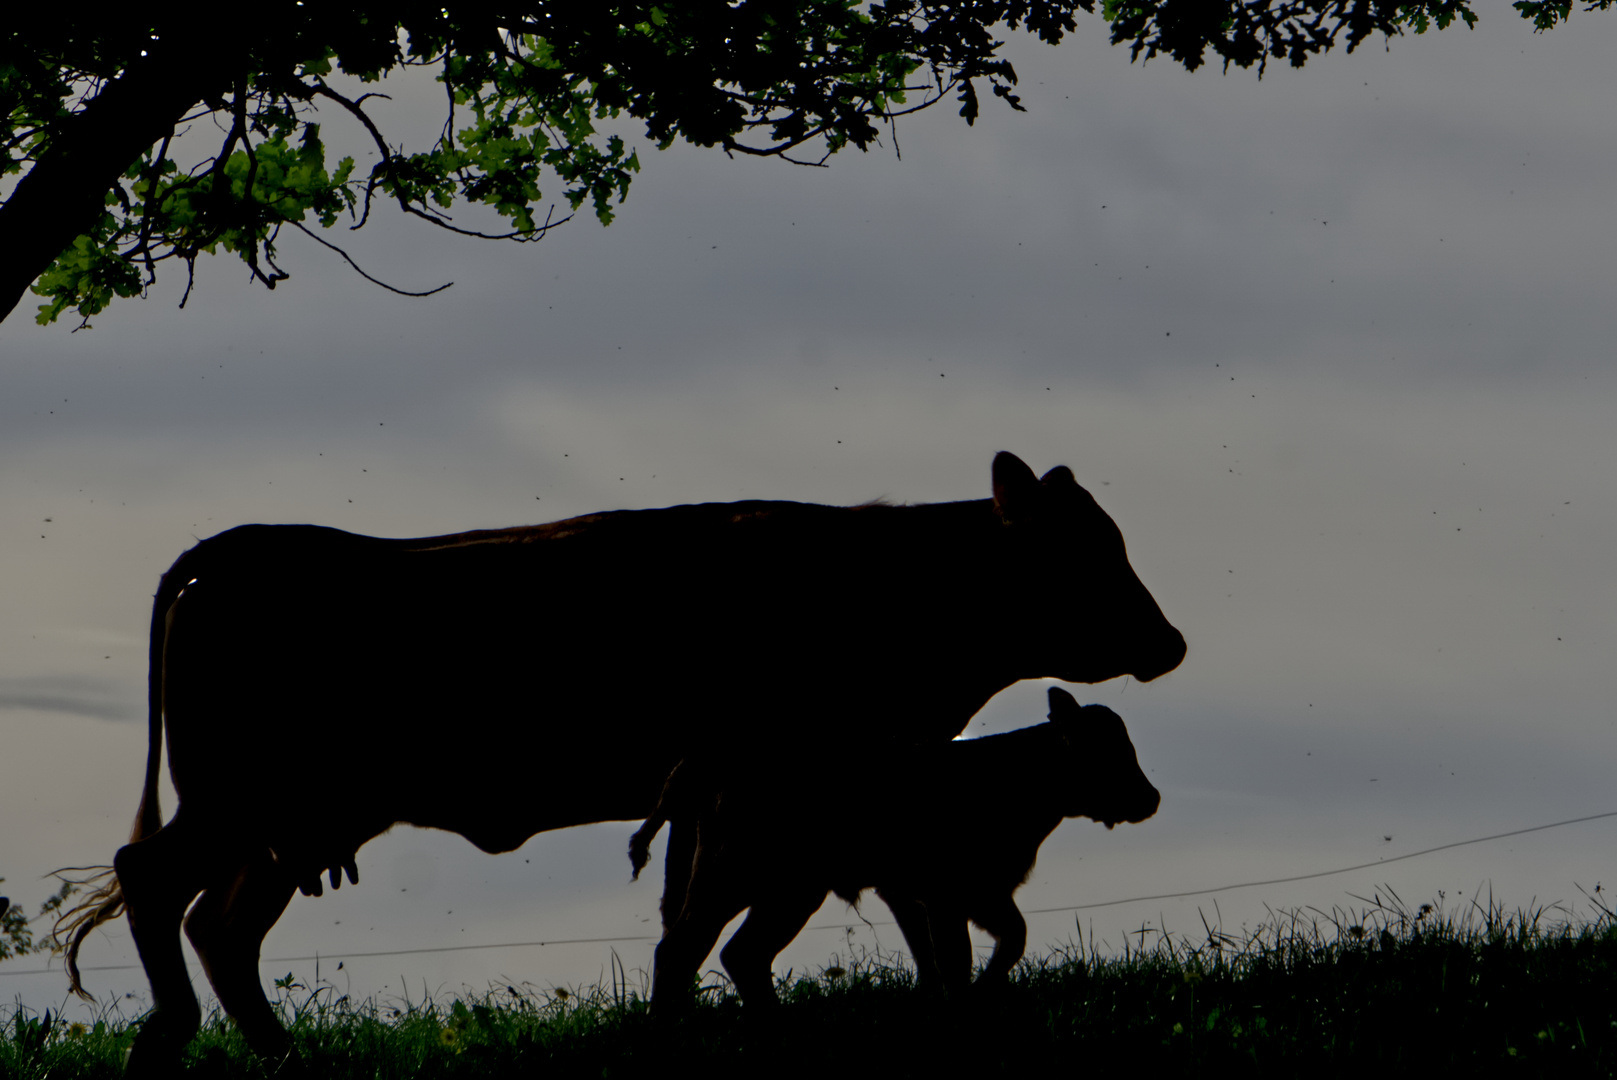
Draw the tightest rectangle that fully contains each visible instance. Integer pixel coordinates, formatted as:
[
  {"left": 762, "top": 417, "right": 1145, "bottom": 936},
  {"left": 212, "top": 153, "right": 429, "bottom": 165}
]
[
  {"left": 992, "top": 452, "right": 1041, "bottom": 520},
  {"left": 1039, "top": 465, "right": 1078, "bottom": 488},
  {"left": 1046, "top": 686, "right": 1081, "bottom": 722}
]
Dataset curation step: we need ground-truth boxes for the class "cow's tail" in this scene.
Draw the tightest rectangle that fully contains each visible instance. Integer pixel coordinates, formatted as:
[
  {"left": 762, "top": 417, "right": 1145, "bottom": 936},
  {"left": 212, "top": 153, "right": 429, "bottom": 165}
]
[{"left": 55, "top": 554, "right": 194, "bottom": 1001}]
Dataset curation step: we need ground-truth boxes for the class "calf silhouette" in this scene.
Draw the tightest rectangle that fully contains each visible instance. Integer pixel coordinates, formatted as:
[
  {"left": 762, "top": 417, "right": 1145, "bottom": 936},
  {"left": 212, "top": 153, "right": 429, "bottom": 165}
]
[{"left": 630, "top": 687, "right": 1160, "bottom": 1006}]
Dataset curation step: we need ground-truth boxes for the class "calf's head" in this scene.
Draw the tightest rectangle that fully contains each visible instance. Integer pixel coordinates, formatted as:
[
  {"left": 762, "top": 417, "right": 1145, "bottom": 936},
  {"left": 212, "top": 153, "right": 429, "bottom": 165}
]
[{"left": 1046, "top": 687, "right": 1160, "bottom": 828}]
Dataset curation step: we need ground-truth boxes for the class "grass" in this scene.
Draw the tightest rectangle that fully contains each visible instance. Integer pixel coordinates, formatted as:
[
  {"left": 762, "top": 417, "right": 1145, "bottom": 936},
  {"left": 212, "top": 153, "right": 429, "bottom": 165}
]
[{"left": 6, "top": 888, "right": 1617, "bottom": 1077}]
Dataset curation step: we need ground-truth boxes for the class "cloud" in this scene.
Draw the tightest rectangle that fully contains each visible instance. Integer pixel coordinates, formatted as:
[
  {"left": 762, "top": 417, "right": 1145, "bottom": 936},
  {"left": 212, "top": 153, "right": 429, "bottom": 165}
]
[{"left": 0, "top": 675, "right": 135, "bottom": 723}]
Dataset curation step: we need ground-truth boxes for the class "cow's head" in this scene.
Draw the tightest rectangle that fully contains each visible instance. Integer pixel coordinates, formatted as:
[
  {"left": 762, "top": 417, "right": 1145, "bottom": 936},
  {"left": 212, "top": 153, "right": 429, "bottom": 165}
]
[
  {"left": 992, "top": 451, "right": 1186, "bottom": 685},
  {"left": 1046, "top": 688, "right": 1160, "bottom": 828}
]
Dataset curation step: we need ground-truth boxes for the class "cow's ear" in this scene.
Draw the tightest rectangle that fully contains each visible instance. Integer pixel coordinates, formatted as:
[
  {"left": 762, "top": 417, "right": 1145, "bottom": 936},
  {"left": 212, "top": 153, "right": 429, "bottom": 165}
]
[
  {"left": 1040, "top": 465, "right": 1077, "bottom": 488},
  {"left": 992, "top": 452, "right": 1041, "bottom": 520}
]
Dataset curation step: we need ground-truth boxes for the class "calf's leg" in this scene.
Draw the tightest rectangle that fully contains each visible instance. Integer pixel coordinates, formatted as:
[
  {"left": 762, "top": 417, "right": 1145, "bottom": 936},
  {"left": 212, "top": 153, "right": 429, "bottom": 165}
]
[
  {"left": 650, "top": 845, "right": 748, "bottom": 1011},
  {"left": 652, "top": 904, "right": 748, "bottom": 1010},
  {"left": 718, "top": 884, "right": 827, "bottom": 1005},
  {"left": 658, "top": 821, "right": 697, "bottom": 933},
  {"left": 968, "top": 895, "right": 1028, "bottom": 985},
  {"left": 876, "top": 889, "right": 946, "bottom": 991},
  {"left": 919, "top": 898, "right": 975, "bottom": 994}
]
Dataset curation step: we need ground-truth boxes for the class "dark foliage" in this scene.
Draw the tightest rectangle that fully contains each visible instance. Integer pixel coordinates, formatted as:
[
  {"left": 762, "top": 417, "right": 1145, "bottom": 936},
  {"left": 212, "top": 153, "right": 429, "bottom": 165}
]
[{"left": 0, "top": 2, "right": 1520, "bottom": 327}]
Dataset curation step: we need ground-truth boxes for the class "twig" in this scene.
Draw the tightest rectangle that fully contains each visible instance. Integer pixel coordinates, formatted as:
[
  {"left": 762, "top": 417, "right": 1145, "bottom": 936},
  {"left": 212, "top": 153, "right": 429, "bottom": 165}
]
[{"left": 288, "top": 221, "right": 452, "bottom": 297}]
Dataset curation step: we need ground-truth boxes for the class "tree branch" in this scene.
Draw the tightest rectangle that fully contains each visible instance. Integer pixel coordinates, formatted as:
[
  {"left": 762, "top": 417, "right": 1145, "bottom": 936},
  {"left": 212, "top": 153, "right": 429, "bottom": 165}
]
[
  {"left": 287, "top": 220, "right": 452, "bottom": 297},
  {"left": 0, "top": 33, "right": 234, "bottom": 323},
  {"left": 134, "top": 133, "right": 173, "bottom": 286}
]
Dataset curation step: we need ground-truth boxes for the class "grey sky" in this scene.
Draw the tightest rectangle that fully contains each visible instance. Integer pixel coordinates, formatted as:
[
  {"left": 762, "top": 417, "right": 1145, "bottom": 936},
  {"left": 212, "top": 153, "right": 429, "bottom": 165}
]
[{"left": 2, "top": 10, "right": 1614, "bottom": 1015}]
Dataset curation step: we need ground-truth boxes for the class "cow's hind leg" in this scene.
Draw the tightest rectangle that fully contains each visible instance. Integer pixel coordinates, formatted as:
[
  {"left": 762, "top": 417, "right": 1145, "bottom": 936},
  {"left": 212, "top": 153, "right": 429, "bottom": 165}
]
[
  {"left": 718, "top": 884, "right": 827, "bottom": 1005},
  {"left": 114, "top": 810, "right": 221, "bottom": 1077},
  {"left": 184, "top": 850, "right": 298, "bottom": 1062}
]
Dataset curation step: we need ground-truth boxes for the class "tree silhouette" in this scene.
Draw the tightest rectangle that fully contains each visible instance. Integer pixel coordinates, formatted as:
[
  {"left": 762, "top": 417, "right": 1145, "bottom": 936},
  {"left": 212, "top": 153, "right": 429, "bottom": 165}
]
[{"left": 4, "top": 1, "right": 1579, "bottom": 330}]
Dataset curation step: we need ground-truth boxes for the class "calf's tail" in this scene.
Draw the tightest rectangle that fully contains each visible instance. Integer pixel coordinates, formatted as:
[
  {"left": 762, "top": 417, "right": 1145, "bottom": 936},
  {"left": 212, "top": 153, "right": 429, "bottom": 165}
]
[
  {"left": 629, "top": 756, "right": 698, "bottom": 881},
  {"left": 628, "top": 815, "right": 666, "bottom": 881}
]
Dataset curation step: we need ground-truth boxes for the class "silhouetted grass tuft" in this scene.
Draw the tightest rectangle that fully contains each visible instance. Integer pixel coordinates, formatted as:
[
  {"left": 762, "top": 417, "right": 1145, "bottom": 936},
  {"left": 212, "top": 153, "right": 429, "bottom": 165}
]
[{"left": 7, "top": 888, "right": 1617, "bottom": 1077}]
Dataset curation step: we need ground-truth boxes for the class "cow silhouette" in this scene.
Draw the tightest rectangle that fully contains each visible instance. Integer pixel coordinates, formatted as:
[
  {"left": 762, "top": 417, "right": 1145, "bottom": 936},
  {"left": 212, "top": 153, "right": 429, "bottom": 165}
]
[
  {"left": 631, "top": 687, "right": 1160, "bottom": 1006},
  {"left": 57, "top": 452, "right": 1183, "bottom": 1074}
]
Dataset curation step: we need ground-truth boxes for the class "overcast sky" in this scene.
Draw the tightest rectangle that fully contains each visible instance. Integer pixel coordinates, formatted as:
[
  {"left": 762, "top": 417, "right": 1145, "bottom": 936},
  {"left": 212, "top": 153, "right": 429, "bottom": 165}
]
[{"left": 3, "top": 9, "right": 1615, "bottom": 1019}]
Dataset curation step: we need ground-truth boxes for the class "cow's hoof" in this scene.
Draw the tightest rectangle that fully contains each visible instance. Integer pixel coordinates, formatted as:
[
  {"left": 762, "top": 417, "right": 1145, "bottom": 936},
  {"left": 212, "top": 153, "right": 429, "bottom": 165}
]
[{"left": 122, "top": 1018, "right": 194, "bottom": 1080}]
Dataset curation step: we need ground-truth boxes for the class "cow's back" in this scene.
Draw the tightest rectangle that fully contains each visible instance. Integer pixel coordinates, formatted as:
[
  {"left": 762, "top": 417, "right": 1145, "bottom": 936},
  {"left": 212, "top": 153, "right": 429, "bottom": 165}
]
[{"left": 155, "top": 503, "right": 1002, "bottom": 850}]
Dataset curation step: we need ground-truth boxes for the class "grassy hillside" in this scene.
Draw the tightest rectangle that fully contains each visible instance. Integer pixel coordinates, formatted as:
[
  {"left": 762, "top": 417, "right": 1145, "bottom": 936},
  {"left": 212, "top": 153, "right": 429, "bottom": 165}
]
[{"left": 6, "top": 893, "right": 1617, "bottom": 1077}]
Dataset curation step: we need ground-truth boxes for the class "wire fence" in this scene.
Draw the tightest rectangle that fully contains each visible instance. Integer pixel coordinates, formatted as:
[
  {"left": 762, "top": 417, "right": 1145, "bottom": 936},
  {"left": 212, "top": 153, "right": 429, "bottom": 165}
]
[{"left": 4, "top": 809, "right": 1613, "bottom": 979}]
